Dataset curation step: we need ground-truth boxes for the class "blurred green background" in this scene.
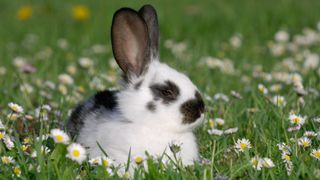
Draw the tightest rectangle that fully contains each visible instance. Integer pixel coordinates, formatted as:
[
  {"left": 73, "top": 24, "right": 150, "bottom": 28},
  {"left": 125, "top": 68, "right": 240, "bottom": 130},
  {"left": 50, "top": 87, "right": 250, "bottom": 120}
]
[{"left": 1, "top": 0, "right": 320, "bottom": 99}]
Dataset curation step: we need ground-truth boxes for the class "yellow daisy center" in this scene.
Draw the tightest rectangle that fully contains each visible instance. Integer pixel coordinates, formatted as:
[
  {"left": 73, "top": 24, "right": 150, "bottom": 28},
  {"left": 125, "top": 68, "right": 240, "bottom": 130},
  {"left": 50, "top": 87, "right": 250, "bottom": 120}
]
[
  {"left": 302, "top": 141, "right": 310, "bottom": 147},
  {"left": 73, "top": 150, "right": 80, "bottom": 157},
  {"left": 55, "top": 135, "right": 64, "bottom": 142},
  {"left": 23, "top": 138, "right": 30, "bottom": 144},
  {"left": 284, "top": 154, "right": 291, "bottom": 161},
  {"left": 2, "top": 157, "right": 9, "bottom": 164},
  {"left": 314, "top": 151, "right": 320, "bottom": 158},
  {"left": 0, "top": 133, "right": 4, "bottom": 139},
  {"left": 14, "top": 167, "right": 21, "bottom": 176},
  {"left": 293, "top": 117, "right": 300, "bottom": 123},
  {"left": 251, "top": 159, "right": 257, "bottom": 166},
  {"left": 209, "top": 120, "right": 214, "bottom": 128},
  {"left": 277, "top": 99, "right": 283, "bottom": 104},
  {"left": 240, "top": 143, "right": 247, "bottom": 149},
  {"left": 22, "top": 145, "right": 28, "bottom": 151},
  {"left": 135, "top": 156, "right": 143, "bottom": 164},
  {"left": 12, "top": 106, "right": 19, "bottom": 112},
  {"left": 103, "top": 159, "right": 109, "bottom": 167}
]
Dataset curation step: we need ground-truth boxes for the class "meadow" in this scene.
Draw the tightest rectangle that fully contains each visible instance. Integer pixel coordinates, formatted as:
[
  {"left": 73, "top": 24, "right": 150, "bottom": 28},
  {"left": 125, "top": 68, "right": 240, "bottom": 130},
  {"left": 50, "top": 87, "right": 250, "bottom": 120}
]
[{"left": 1, "top": 0, "right": 320, "bottom": 179}]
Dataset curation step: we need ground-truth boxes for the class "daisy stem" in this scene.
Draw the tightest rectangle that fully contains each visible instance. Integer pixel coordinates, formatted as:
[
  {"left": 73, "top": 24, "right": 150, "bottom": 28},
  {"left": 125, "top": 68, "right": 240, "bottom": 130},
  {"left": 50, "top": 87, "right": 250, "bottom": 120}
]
[{"left": 53, "top": 161, "right": 62, "bottom": 180}]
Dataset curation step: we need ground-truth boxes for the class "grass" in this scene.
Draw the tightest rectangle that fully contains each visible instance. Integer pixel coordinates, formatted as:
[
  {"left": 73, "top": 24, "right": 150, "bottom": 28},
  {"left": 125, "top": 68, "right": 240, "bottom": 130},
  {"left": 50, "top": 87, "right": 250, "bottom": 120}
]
[{"left": 1, "top": 0, "right": 320, "bottom": 179}]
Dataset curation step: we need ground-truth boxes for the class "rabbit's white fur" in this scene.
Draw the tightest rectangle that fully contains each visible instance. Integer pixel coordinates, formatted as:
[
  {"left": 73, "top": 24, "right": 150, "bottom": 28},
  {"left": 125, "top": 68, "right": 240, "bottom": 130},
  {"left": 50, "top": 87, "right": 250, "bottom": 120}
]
[{"left": 77, "top": 60, "right": 204, "bottom": 165}]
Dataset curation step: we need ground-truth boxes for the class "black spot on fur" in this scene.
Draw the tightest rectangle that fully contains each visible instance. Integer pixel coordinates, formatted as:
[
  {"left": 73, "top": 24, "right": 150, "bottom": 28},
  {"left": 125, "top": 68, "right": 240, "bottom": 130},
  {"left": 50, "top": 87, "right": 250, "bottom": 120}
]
[
  {"left": 180, "top": 91, "right": 205, "bottom": 124},
  {"left": 146, "top": 101, "right": 156, "bottom": 112},
  {"left": 67, "top": 90, "right": 118, "bottom": 138},
  {"left": 67, "top": 103, "right": 85, "bottom": 138},
  {"left": 150, "top": 80, "right": 180, "bottom": 104},
  {"left": 94, "top": 90, "right": 118, "bottom": 110},
  {"left": 134, "top": 80, "right": 143, "bottom": 90}
]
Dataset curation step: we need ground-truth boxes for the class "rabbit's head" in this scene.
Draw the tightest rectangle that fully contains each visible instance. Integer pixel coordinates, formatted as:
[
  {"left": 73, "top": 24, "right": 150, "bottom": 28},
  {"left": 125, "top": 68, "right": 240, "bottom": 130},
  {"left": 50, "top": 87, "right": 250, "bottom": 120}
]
[{"left": 112, "top": 5, "right": 205, "bottom": 132}]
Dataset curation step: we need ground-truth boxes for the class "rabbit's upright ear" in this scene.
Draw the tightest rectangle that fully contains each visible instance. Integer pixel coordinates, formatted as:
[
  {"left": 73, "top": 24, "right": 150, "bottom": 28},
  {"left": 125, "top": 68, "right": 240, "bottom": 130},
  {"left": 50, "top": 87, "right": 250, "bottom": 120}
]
[
  {"left": 111, "top": 8, "right": 150, "bottom": 77},
  {"left": 139, "top": 5, "right": 159, "bottom": 59}
]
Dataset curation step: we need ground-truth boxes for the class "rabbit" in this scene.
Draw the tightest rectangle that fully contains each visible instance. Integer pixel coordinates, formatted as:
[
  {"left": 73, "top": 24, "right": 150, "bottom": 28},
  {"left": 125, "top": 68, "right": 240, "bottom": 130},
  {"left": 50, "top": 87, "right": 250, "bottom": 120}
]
[{"left": 67, "top": 4, "right": 205, "bottom": 166}]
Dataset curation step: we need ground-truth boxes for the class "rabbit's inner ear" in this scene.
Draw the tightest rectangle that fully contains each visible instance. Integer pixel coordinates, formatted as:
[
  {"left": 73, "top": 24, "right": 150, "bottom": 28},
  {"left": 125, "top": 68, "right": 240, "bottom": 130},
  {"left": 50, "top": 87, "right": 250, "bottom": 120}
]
[
  {"left": 139, "top": 5, "right": 159, "bottom": 59},
  {"left": 111, "top": 8, "right": 150, "bottom": 78}
]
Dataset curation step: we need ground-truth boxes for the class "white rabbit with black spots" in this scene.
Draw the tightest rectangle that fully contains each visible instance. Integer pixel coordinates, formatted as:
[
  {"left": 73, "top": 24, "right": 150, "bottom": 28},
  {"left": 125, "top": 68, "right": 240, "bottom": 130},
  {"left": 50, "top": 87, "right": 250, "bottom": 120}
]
[{"left": 67, "top": 4, "right": 205, "bottom": 166}]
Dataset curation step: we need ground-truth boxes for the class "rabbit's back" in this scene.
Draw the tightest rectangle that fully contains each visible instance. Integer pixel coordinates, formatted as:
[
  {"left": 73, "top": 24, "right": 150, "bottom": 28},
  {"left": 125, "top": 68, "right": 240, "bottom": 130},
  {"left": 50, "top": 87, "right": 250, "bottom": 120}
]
[{"left": 67, "top": 89, "right": 119, "bottom": 138}]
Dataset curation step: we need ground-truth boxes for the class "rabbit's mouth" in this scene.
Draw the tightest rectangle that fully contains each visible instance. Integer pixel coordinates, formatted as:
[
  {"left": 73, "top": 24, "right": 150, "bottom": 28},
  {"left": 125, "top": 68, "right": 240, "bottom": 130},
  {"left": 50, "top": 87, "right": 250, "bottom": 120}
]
[{"left": 180, "top": 91, "right": 205, "bottom": 124}]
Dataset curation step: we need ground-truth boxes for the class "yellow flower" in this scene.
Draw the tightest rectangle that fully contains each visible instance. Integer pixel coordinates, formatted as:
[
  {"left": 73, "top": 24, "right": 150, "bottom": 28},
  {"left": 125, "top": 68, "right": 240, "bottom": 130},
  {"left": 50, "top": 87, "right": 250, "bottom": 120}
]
[
  {"left": 13, "top": 166, "right": 22, "bottom": 177},
  {"left": 17, "top": 5, "right": 32, "bottom": 21},
  {"left": 72, "top": 5, "right": 90, "bottom": 21}
]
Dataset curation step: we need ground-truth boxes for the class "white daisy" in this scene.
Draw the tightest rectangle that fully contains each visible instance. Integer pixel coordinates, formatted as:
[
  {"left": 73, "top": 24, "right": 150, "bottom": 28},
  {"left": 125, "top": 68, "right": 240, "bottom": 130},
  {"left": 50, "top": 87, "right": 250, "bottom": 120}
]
[
  {"left": 133, "top": 155, "right": 144, "bottom": 165},
  {"left": 7, "top": 113, "right": 19, "bottom": 121},
  {"left": 275, "top": 30, "right": 289, "bottom": 42},
  {"left": 271, "top": 95, "right": 286, "bottom": 107},
  {"left": 0, "top": 119, "right": 4, "bottom": 130},
  {"left": 224, "top": 127, "right": 238, "bottom": 134},
  {"left": 251, "top": 156, "right": 263, "bottom": 170},
  {"left": 3, "top": 135, "right": 14, "bottom": 150},
  {"left": 213, "top": 93, "right": 229, "bottom": 102},
  {"left": 235, "top": 138, "right": 252, "bottom": 152},
  {"left": 208, "top": 129, "right": 224, "bottom": 136},
  {"left": 0, "top": 131, "right": 5, "bottom": 140},
  {"left": 8, "top": 102, "right": 24, "bottom": 113},
  {"left": 89, "top": 156, "right": 113, "bottom": 167},
  {"left": 304, "top": 131, "right": 317, "bottom": 137},
  {"left": 89, "top": 157, "right": 101, "bottom": 166},
  {"left": 310, "top": 149, "right": 320, "bottom": 160},
  {"left": 30, "top": 146, "right": 51, "bottom": 158},
  {"left": 270, "top": 84, "right": 282, "bottom": 93},
  {"left": 1, "top": 156, "right": 15, "bottom": 164},
  {"left": 287, "top": 125, "right": 301, "bottom": 132},
  {"left": 50, "top": 129, "right": 70, "bottom": 144},
  {"left": 277, "top": 143, "right": 291, "bottom": 154},
  {"left": 313, "top": 117, "right": 320, "bottom": 123},
  {"left": 289, "top": 114, "right": 306, "bottom": 126},
  {"left": 258, "top": 84, "right": 268, "bottom": 95},
  {"left": 215, "top": 118, "right": 225, "bottom": 126},
  {"left": 66, "top": 143, "right": 87, "bottom": 164},
  {"left": 208, "top": 119, "right": 215, "bottom": 128},
  {"left": 281, "top": 153, "right": 292, "bottom": 162},
  {"left": 261, "top": 158, "right": 275, "bottom": 168},
  {"left": 79, "top": 57, "right": 94, "bottom": 68},
  {"left": 58, "top": 74, "right": 74, "bottom": 85},
  {"left": 298, "top": 137, "right": 311, "bottom": 148},
  {"left": 13, "top": 166, "right": 22, "bottom": 177}
]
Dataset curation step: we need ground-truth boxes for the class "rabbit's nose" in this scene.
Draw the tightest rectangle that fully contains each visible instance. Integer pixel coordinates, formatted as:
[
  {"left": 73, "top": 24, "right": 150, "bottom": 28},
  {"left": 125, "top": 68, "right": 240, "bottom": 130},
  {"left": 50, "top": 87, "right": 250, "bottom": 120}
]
[
  {"left": 195, "top": 91, "right": 205, "bottom": 114},
  {"left": 180, "top": 91, "right": 206, "bottom": 124},
  {"left": 198, "top": 98, "right": 205, "bottom": 114}
]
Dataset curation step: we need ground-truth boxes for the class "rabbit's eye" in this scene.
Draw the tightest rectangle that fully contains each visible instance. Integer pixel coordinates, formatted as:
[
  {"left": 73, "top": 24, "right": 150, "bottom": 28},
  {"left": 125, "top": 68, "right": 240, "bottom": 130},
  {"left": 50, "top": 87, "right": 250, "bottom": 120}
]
[
  {"left": 161, "top": 89, "right": 173, "bottom": 97},
  {"left": 150, "top": 80, "right": 180, "bottom": 104}
]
